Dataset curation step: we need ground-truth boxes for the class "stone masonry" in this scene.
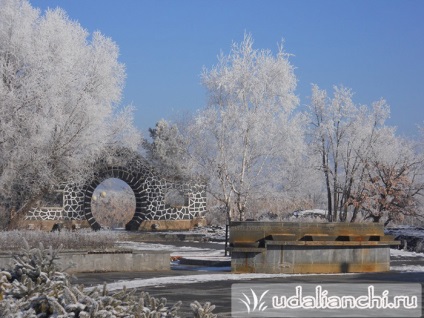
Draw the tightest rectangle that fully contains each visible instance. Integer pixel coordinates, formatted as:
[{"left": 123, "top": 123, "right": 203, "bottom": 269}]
[{"left": 25, "top": 149, "right": 207, "bottom": 230}]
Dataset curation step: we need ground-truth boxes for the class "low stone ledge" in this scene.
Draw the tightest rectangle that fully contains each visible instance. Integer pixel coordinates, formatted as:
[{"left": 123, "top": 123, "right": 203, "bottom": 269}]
[
  {"left": 0, "top": 249, "right": 170, "bottom": 273},
  {"left": 264, "top": 240, "right": 400, "bottom": 246},
  {"left": 125, "top": 232, "right": 208, "bottom": 242},
  {"left": 139, "top": 218, "right": 207, "bottom": 231}
]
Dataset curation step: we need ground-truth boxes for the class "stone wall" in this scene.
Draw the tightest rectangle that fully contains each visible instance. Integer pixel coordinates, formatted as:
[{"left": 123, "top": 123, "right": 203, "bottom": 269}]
[{"left": 25, "top": 150, "right": 207, "bottom": 230}]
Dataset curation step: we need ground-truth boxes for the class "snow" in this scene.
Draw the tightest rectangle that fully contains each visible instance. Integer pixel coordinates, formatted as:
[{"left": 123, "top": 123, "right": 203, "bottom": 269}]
[
  {"left": 390, "top": 265, "right": 424, "bottom": 272},
  {"left": 118, "top": 226, "right": 424, "bottom": 258},
  {"left": 165, "top": 226, "right": 227, "bottom": 241},
  {"left": 390, "top": 248, "right": 424, "bottom": 258},
  {"left": 292, "top": 209, "right": 327, "bottom": 217},
  {"left": 389, "top": 247, "right": 424, "bottom": 271},
  {"left": 85, "top": 272, "right": 347, "bottom": 292},
  {"left": 116, "top": 241, "right": 226, "bottom": 257},
  {"left": 99, "top": 227, "right": 424, "bottom": 294},
  {"left": 86, "top": 247, "right": 424, "bottom": 293},
  {"left": 94, "top": 239, "right": 424, "bottom": 294},
  {"left": 283, "top": 209, "right": 328, "bottom": 222}
]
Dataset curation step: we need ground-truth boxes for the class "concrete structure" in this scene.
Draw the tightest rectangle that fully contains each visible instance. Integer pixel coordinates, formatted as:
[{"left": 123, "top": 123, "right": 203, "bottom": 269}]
[
  {"left": 0, "top": 249, "right": 170, "bottom": 273},
  {"left": 230, "top": 221, "right": 400, "bottom": 274},
  {"left": 24, "top": 148, "right": 207, "bottom": 231}
]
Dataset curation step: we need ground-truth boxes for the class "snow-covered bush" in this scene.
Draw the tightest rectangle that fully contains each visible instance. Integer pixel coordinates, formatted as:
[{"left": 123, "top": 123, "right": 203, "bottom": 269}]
[
  {"left": 190, "top": 301, "right": 217, "bottom": 318},
  {"left": 0, "top": 239, "right": 216, "bottom": 317}
]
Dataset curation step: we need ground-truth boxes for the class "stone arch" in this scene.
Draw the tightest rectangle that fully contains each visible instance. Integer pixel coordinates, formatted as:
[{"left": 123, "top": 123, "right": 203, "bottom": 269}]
[
  {"left": 25, "top": 147, "right": 207, "bottom": 230},
  {"left": 82, "top": 167, "right": 148, "bottom": 231}
]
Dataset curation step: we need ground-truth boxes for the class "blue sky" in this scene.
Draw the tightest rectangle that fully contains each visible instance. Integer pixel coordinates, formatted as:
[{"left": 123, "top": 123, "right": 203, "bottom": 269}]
[{"left": 30, "top": 0, "right": 424, "bottom": 138}]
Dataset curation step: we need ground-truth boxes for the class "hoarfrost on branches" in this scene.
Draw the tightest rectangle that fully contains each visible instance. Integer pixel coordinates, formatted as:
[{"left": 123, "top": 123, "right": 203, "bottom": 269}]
[
  {"left": 307, "top": 84, "right": 424, "bottom": 224},
  {"left": 186, "top": 33, "right": 306, "bottom": 221},
  {"left": 0, "top": 239, "right": 216, "bottom": 317},
  {"left": 0, "top": 0, "right": 142, "bottom": 217},
  {"left": 144, "top": 119, "right": 189, "bottom": 181}
]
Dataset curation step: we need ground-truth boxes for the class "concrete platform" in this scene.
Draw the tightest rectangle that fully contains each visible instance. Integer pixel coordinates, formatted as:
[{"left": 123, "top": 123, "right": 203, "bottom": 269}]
[
  {"left": 230, "top": 221, "right": 400, "bottom": 274},
  {"left": 0, "top": 249, "right": 171, "bottom": 273},
  {"left": 72, "top": 255, "right": 424, "bottom": 318}
]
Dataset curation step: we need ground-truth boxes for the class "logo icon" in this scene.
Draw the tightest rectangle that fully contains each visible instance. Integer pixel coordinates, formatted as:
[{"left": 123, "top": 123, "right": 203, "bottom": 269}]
[{"left": 239, "top": 288, "right": 269, "bottom": 313}]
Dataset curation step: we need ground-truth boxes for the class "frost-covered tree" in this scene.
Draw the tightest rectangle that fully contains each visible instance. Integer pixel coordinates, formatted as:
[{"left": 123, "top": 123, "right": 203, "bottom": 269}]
[
  {"left": 308, "top": 85, "right": 393, "bottom": 221},
  {"left": 359, "top": 134, "right": 424, "bottom": 225},
  {"left": 186, "top": 34, "right": 306, "bottom": 221},
  {"left": 0, "top": 0, "right": 141, "bottom": 219},
  {"left": 143, "top": 119, "right": 189, "bottom": 180},
  {"left": 308, "top": 84, "right": 424, "bottom": 224}
]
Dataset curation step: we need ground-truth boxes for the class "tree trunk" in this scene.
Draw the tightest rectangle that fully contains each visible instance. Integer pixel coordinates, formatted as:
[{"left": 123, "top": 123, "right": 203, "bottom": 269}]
[
  {"left": 339, "top": 202, "right": 348, "bottom": 222},
  {"left": 332, "top": 160, "right": 338, "bottom": 222},
  {"left": 383, "top": 218, "right": 392, "bottom": 227},
  {"left": 322, "top": 152, "right": 332, "bottom": 222},
  {"left": 350, "top": 205, "right": 360, "bottom": 222}
]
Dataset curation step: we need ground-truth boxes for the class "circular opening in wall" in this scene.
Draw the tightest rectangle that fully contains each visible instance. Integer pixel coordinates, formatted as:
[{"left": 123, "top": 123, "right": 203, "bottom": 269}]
[{"left": 91, "top": 178, "right": 136, "bottom": 229}]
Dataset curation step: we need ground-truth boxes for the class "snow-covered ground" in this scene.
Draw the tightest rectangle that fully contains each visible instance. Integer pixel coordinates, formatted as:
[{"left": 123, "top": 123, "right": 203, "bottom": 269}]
[
  {"left": 150, "top": 225, "right": 227, "bottom": 242},
  {"left": 85, "top": 273, "right": 295, "bottom": 292},
  {"left": 103, "top": 225, "right": 424, "bottom": 293},
  {"left": 389, "top": 246, "right": 424, "bottom": 272},
  {"left": 390, "top": 248, "right": 424, "bottom": 258},
  {"left": 116, "top": 241, "right": 226, "bottom": 258},
  {"left": 85, "top": 246, "right": 424, "bottom": 293}
]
